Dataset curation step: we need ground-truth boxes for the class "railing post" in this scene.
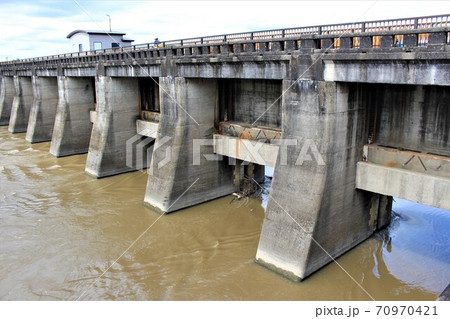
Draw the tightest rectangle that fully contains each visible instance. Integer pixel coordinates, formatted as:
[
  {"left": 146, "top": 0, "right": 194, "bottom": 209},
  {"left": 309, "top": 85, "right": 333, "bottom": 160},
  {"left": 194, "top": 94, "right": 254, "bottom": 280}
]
[
  {"left": 282, "top": 29, "right": 285, "bottom": 38},
  {"left": 250, "top": 32, "right": 254, "bottom": 40},
  {"left": 362, "top": 22, "right": 366, "bottom": 33},
  {"left": 413, "top": 18, "right": 418, "bottom": 29},
  {"left": 181, "top": 40, "right": 184, "bottom": 46},
  {"left": 201, "top": 37, "right": 204, "bottom": 44},
  {"left": 318, "top": 26, "right": 322, "bottom": 35}
]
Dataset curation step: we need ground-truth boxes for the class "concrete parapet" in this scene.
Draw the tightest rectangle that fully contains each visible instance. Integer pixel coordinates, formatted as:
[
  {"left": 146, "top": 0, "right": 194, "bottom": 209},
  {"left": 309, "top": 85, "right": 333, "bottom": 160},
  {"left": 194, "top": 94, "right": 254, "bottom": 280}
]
[
  {"left": 256, "top": 80, "right": 384, "bottom": 280},
  {"left": 0, "top": 76, "right": 15, "bottom": 126},
  {"left": 26, "top": 76, "right": 58, "bottom": 143},
  {"left": 49, "top": 76, "right": 94, "bottom": 157},
  {"left": 144, "top": 77, "right": 235, "bottom": 213},
  {"left": 85, "top": 76, "right": 144, "bottom": 178},
  {"left": 8, "top": 76, "right": 33, "bottom": 133}
]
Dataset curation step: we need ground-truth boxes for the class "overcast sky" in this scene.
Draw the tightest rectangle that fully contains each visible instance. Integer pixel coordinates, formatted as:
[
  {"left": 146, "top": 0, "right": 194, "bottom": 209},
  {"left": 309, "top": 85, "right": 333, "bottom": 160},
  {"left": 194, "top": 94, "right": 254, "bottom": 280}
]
[{"left": 0, "top": 0, "right": 448, "bottom": 61}]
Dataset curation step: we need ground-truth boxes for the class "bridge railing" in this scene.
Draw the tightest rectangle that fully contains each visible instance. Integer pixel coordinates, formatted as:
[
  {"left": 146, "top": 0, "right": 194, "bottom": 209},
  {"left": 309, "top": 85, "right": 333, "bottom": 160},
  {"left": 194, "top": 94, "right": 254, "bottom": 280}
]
[{"left": 1, "top": 13, "right": 449, "bottom": 65}]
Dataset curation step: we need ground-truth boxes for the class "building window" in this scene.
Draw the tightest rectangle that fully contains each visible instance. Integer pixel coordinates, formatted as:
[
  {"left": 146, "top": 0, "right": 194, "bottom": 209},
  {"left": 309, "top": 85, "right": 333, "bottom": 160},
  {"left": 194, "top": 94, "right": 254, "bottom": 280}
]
[
  {"left": 78, "top": 44, "right": 83, "bottom": 52},
  {"left": 111, "top": 42, "right": 120, "bottom": 48},
  {"left": 94, "top": 42, "right": 102, "bottom": 50}
]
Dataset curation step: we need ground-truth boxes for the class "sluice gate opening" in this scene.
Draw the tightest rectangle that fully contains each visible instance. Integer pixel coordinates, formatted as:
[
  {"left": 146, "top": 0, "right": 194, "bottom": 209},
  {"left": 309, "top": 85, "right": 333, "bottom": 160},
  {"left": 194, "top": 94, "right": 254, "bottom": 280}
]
[{"left": 215, "top": 79, "right": 282, "bottom": 199}]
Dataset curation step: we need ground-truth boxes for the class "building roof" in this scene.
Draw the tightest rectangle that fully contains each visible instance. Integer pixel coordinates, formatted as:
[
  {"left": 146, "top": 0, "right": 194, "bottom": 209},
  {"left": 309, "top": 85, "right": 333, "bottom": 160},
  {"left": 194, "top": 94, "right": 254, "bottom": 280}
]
[{"left": 66, "top": 30, "right": 127, "bottom": 39}]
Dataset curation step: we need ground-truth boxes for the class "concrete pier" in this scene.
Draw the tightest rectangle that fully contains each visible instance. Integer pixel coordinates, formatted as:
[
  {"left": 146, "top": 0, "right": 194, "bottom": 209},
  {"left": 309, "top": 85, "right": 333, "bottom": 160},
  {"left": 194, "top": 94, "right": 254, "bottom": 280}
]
[
  {"left": 255, "top": 81, "right": 391, "bottom": 280},
  {"left": 85, "top": 76, "right": 144, "bottom": 177},
  {"left": 0, "top": 76, "right": 15, "bottom": 126},
  {"left": 49, "top": 76, "right": 94, "bottom": 157},
  {"left": 8, "top": 76, "right": 33, "bottom": 133},
  {"left": 144, "top": 77, "right": 235, "bottom": 213},
  {"left": 26, "top": 76, "right": 58, "bottom": 143}
]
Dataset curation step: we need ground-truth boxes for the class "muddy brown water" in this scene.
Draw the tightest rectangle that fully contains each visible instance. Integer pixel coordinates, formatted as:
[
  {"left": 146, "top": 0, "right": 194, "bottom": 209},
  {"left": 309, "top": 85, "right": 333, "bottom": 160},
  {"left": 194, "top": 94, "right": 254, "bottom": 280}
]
[{"left": 0, "top": 127, "right": 449, "bottom": 300}]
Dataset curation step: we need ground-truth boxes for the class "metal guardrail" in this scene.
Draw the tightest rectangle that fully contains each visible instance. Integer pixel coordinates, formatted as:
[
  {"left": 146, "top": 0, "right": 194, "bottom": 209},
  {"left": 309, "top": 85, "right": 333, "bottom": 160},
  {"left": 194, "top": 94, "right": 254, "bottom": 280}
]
[{"left": 1, "top": 14, "right": 449, "bottom": 64}]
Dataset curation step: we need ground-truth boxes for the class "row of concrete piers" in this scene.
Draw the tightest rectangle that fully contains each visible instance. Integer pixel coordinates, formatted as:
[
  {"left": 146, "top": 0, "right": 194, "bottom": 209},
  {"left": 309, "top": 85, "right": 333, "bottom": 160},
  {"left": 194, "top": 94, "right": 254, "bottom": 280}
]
[
  {"left": 1, "top": 54, "right": 449, "bottom": 281},
  {"left": 0, "top": 73, "right": 394, "bottom": 282}
]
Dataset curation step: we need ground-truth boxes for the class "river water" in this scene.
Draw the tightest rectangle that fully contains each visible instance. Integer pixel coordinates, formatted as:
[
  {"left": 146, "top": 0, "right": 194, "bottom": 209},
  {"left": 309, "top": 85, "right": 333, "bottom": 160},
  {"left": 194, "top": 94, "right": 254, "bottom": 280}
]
[{"left": 0, "top": 126, "right": 449, "bottom": 301}]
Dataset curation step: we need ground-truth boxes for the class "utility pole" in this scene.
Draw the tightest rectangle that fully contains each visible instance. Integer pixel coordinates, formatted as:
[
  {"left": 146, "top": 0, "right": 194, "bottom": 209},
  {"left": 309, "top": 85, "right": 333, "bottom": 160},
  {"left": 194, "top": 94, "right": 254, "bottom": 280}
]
[{"left": 107, "top": 14, "right": 111, "bottom": 32}]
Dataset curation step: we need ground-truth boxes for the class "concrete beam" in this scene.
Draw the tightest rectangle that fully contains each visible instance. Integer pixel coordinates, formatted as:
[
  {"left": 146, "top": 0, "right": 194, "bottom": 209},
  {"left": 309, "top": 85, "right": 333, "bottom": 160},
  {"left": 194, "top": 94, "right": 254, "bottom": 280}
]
[
  {"left": 144, "top": 77, "right": 235, "bottom": 213},
  {"left": 90, "top": 110, "right": 97, "bottom": 124},
  {"left": 356, "top": 161, "right": 450, "bottom": 211},
  {"left": 137, "top": 119, "right": 158, "bottom": 138},
  {"left": 26, "top": 76, "right": 59, "bottom": 143},
  {"left": 86, "top": 76, "right": 145, "bottom": 178},
  {"left": 256, "top": 80, "right": 384, "bottom": 281},
  {"left": 49, "top": 76, "right": 94, "bottom": 157},
  {"left": 0, "top": 76, "right": 15, "bottom": 126},
  {"left": 323, "top": 60, "right": 450, "bottom": 86},
  {"left": 364, "top": 144, "right": 450, "bottom": 178},
  {"left": 213, "top": 134, "right": 279, "bottom": 167},
  {"left": 8, "top": 76, "right": 33, "bottom": 133}
]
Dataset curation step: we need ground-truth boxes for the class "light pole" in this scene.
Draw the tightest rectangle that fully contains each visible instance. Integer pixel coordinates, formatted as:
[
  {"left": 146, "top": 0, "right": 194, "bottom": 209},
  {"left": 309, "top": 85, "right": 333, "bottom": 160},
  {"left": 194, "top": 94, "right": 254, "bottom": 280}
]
[{"left": 107, "top": 14, "right": 111, "bottom": 32}]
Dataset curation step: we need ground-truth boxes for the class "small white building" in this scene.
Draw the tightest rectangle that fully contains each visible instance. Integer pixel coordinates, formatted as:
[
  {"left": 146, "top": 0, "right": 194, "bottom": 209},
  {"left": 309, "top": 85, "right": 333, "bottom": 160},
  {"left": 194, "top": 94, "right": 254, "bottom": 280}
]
[{"left": 67, "top": 30, "right": 134, "bottom": 52}]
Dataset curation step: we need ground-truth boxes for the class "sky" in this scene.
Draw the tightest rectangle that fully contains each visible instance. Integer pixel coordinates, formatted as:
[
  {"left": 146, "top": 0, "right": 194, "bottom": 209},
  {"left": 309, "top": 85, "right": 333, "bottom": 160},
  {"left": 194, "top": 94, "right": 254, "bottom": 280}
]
[{"left": 0, "top": 0, "right": 448, "bottom": 61}]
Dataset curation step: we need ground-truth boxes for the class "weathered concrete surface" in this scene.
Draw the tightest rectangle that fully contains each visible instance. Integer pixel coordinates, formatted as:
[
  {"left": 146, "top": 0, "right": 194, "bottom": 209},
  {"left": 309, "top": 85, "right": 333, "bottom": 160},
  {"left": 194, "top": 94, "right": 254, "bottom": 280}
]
[
  {"left": 86, "top": 76, "right": 145, "bottom": 178},
  {"left": 144, "top": 77, "right": 235, "bottom": 213},
  {"left": 256, "top": 80, "right": 384, "bottom": 280},
  {"left": 323, "top": 57, "right": 450, "bottom": 86},
  {"left": 213, "top": 134, "right": 279, "bottom": 167},
  {"left": 26, "top": 76, "right": 59, "bottom": 143},
  {"left": 361, "top": 84, "right": 450, "bottom": 156},
  {"left": 231, "top": 79, "right": 282, "bottom": 128},
  {"left": 218, "top": 121, "right": 281, "bottom": 141},
  {"left": 0, "top": 76, "right": 15, "bottom": 126},
  {"left": 8, "top": 76, "right": 33, "bottom": 133},
  {"left": 90, "top": 110, "right": 97, "bottom": 124},
  {"left": 364, "top": 144, "right": 450, "bottom": 178},
  {"left": 356, "top": 162, "right": 450, "bottom": 211},
  {"left": 136, "top": 119, "right": 158, "bottom": 138},
  {"left": 49, "top": 76, "right": 94, "bottom": 157}
]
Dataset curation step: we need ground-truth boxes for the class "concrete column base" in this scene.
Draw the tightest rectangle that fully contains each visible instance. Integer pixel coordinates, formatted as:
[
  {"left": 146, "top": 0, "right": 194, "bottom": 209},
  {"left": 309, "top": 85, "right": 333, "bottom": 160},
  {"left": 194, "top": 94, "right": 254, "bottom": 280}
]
[
  {"left": 0, "top": 77, "right": 15, "bottom": 126},
  {"left": 85, "top": 76, "right": 146, "bottom": 178},
  {"left": 8, "top": 76, "right": 33, "bottom": 133},
  {"left": 144, "top": 77, "right": 235, "bottom": 213},
  {"left": 26, "top": 76, "right": 58, "bottom": 143},
  {"left": 256, "top": 80, "right": 390, "bottom": 280},
  {"left": 49, "top": 76, "right": 94, "bottom": 157}
]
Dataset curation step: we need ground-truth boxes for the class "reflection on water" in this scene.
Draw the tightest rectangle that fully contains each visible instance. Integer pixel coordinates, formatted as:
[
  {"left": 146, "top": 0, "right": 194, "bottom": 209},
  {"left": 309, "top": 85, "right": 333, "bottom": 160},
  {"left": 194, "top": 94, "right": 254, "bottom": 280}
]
[
  {"left": 0, "top": 127, "right": 449, "bottom": 300},
  {"left": 380, "top": 198, "right": 450, "bottom": 294}
]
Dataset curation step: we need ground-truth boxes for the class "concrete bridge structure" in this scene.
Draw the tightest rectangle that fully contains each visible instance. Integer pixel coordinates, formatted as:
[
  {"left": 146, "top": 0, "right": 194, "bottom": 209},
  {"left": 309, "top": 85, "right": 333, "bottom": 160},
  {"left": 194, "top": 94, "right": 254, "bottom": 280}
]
[{"left": 1, "top": 14, "right": 449, "bottom": 281}]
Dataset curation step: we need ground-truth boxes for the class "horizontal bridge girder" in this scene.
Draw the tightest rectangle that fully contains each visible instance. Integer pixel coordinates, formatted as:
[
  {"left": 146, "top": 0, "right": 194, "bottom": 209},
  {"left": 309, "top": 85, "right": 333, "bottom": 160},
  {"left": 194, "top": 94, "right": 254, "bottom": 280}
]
[
  {"left": 356, "top": 161, "right": 450, "bottom": 211},
  {"left": 136, "top": 119, "right": 158, "bottom": 138},
  {"left": 213, "top": 134, "right": 279, "bottom": 167}
]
